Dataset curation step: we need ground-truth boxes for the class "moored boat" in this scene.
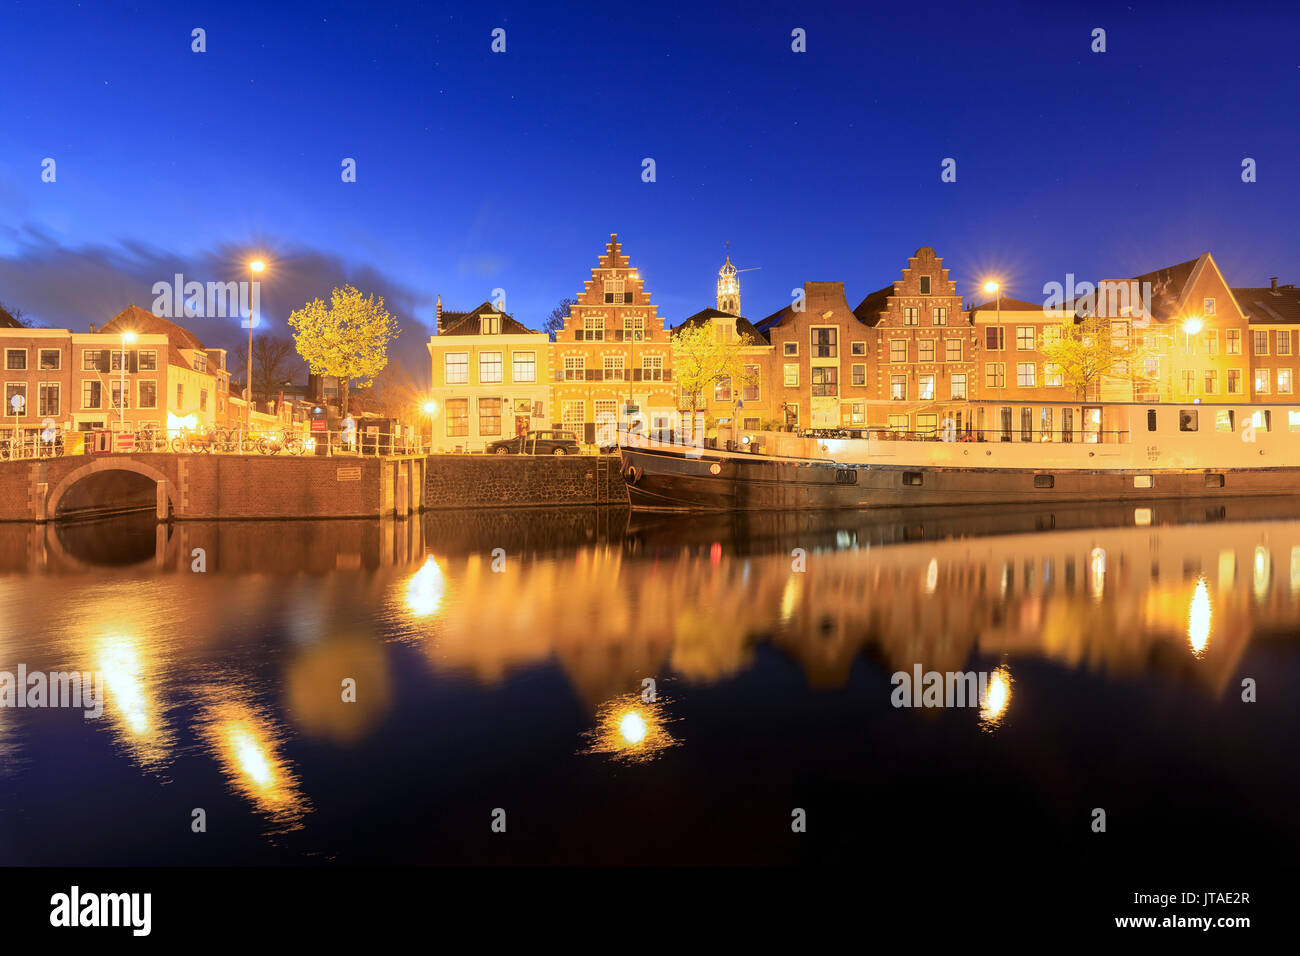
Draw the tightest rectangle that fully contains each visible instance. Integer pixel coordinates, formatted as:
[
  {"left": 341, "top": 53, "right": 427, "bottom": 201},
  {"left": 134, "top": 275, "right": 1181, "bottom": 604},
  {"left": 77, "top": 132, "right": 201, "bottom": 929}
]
[{"left": 618, "top": 401, "right": 1300, "bottom": 511}]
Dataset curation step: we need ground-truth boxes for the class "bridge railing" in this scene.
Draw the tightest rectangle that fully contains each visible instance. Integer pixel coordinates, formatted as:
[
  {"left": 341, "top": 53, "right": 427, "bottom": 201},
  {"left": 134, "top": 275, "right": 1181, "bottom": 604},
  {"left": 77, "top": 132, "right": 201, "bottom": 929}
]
[{"left": 0, "top": 428, "right": 429, "bottom": 460}]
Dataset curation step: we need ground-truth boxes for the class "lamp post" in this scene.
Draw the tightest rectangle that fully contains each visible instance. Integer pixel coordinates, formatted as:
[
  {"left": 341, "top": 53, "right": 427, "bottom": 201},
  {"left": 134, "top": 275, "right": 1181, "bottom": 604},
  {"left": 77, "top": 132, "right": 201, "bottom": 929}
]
[
  {"left": 247, "top": 259, "right": 266, "bottom": 434},
  {"left": 119, "top": 330, "right": 136, "bottom": 431},
  {"left": 422, "top": 401, "right": 437, "bottom": 453}
]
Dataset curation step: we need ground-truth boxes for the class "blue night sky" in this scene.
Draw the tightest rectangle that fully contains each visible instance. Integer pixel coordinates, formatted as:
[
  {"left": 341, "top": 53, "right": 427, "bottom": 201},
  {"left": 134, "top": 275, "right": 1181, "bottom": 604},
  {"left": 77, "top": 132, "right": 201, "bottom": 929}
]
[{"left": 1, "top": 0, "right": 1297, "bottom": 373}]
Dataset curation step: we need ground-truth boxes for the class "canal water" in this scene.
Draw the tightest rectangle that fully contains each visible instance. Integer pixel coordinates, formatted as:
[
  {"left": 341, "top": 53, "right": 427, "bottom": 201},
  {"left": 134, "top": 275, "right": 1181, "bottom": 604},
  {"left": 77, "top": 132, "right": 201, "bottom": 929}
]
[{"left": 0, "top": 501, "right": 1296, "bottom": 879}]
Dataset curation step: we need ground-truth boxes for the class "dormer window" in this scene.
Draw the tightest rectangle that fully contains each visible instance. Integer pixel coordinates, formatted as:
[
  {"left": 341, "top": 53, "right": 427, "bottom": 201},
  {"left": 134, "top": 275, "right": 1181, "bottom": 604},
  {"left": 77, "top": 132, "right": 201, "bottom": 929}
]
[{"left": 480, "top": 314, "right": 501, "bottom": 335}]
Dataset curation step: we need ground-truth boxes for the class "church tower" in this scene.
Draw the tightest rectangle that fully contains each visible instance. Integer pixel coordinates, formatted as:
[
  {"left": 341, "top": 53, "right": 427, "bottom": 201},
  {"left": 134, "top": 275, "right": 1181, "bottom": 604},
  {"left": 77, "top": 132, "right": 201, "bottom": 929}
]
[{"left": 716, "top": 244, "right": 741, "bottom": 315}]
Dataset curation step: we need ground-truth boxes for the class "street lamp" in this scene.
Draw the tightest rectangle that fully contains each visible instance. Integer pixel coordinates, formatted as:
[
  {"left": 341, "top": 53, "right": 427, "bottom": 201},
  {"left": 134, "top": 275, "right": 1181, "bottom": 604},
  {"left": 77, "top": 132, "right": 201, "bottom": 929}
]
[
  {"left": 247, "top": 259, "right": 266, "bottom": 433},
  {"left": 1180, "top": 316, "right": 1203, "bottom": 401},
  {"left": 119, "top": 330, "right": 136, "bottom": 430}
]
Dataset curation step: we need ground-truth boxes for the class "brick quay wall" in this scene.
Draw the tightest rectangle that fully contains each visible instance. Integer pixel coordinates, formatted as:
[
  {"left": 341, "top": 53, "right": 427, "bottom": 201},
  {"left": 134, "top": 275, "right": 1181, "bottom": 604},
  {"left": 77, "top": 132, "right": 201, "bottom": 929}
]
[{"left": 422, "top": 454, "right": 629, "bottom": 509}]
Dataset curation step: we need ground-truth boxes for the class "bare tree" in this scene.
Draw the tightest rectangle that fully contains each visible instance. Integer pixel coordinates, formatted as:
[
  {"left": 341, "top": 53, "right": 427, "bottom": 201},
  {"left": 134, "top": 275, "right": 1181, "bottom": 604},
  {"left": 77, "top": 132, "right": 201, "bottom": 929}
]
[
  {"left": 0, "top": 301, "right": 35, "bottom": 328},
  {"left": 545, "top": 297, "right": 576, "bottom": 342},
  {"left": 234, "top": 335, "right": 301, "bottom": 404}
]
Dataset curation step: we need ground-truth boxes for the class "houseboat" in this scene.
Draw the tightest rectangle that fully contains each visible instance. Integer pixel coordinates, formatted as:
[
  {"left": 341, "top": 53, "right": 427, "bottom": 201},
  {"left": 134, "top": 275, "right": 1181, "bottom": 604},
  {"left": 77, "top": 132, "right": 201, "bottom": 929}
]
[{"left": 618, "top": 401, "right": 1300, "bottom": 511}]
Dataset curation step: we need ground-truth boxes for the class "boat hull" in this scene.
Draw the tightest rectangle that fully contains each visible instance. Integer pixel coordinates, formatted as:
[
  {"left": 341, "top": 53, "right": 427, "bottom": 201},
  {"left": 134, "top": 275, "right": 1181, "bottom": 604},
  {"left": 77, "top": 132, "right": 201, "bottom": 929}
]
[{"left": 618, "top": 444, "right": 1300, "bottom": 512}]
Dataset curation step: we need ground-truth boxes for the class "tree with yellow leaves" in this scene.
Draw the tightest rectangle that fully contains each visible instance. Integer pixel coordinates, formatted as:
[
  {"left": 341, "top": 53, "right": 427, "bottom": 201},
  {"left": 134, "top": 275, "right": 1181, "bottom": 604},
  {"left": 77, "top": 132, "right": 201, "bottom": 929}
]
[{"left": 287, "top": 284, "right": 399, "bottom": 416}]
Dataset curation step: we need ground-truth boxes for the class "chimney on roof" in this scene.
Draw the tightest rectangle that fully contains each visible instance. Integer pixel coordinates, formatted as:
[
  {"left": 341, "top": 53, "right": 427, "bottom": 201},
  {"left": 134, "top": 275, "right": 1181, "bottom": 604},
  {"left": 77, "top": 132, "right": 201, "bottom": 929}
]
[
  {"left": 1271, "top": 277, "right": 1279, "bottom": 292},
  {"left": 435, "top": 294, "right": 442, "bottom": 334},
  {"left": 89, "top": 323, "right": 95, "bottom": 333}
]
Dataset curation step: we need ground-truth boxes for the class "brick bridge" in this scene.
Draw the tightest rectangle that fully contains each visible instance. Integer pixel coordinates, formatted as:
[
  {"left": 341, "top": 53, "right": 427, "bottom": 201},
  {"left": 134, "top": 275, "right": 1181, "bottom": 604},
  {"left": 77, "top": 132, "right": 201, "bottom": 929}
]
[
  {"left": 0, "top": 452, "right": 629, "bottom": 522},
  {"left": 0, "top": 453, "right": 427, "bottom": 522}
]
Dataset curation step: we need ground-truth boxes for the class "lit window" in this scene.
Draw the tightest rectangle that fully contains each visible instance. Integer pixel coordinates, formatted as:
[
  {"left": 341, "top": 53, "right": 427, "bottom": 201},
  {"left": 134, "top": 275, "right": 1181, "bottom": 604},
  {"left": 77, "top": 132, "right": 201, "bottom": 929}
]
[
  {"left": 1017, "top": 362, "right": 1036, "bottom": 387},
  {"left": 1016, "top": 327, "right": 1035, "bottom": 350},
  {"left": 479, "top": 351, "right": 503, "bottom": 384},
  {"left": 890, "top": 340, "right": 908, "bottom": 363},
  {"left": 903, "top": 308, "right": 920, "bottom": 326},
  {"left": 985, "top": 363, "right": 1005, "bottom": 388},
  {"left": 811, "top": 328, "right": 837, "bottom": 357},
  {"left": 919, "top": 340, "right": 935, "bottom": 362},
  {"left": 1045, "top": 363, "right": 1063, "bottom": 387},
  {"left": 950, "top": 373, "right": 967, "bottom": 400},
  {"left": 512, "top": 351, "right": 536, "bottom": 383},
  {"left": 918, "top": 374, "right": 935, "bottom": 400},
  {"left": 783, "top": 364, "right": 798, "bottom": 387},
  {"left": 1255, "top": 369, "right": 1270, "bottom": 394},
  {"left": 1279, "top": 369, "right": 1293, "bottom": 393},
  {"left": 1203, "top": 298, "right": 1216, "bottom": 315},
  {"left": 945, "top": 339, "right": 962, "bottom": 362},
  {"left": 890, "top": 375, "right": 906, "bottom": 401},
  {"left": 444, "top": 352, "right": 468, "bottom": 384},
  {"left": 603, "top": 279, "right": 624, "bottom": 304},
  {"left": 1226, "top": 329, "right": 1241, "bottom": 354},
  {"left": 811, "top": 366, "right": 837, "bottom": 397},
  {"left": 1227, "top": 369, "right": 1242, "bottom": 394},
  {"left": 932, "top": 307, "right": 947, "bottom": 326}
]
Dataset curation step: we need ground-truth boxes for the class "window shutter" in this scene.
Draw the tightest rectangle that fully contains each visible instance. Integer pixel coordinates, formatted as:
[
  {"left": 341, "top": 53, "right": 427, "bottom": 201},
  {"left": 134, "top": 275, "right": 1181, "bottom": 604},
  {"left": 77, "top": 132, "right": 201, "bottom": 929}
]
[
  {"left": 632, "top": 368, "right": 642, "bottom": 382},
  {"left": 99, "top": 351, "right": 110, "bottom": 373},
  {"left": 129, "top": 351, "right": 138, "bottom": 373}
]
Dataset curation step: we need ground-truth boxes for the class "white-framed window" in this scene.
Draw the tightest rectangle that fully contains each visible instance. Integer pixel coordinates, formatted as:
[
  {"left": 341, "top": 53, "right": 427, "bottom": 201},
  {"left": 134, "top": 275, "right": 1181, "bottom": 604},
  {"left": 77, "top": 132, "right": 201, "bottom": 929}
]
[
  {"left": 138, "top": 350, "right": 157, "bottom": 371},
  {"left": 742, "top": 366, "right": 760, "bottom": 401},
  {"left": 1279, "top": 369, "right": 1293, "bottom": 393},
  {"left": 562, "top": 400, "right": 585, "bottom": 431},
  {"left": 1206, "top": 331, "right": 1219, "bottom": 355},
  {"left": 1016, "top": 326, "right": 1035, "bottom": 350},
  {"left": 1017, "top": 363, "right": 1036, "bottom": 387},
  {"left": 890, "top": 375, "right": 906, "bottom": 401},
  {"left": 985, "top": 363, "right": 1005, "bottom": 388},
  {"left": 714, "top": 377, "right": 731, "bottom": 402},
  {"left": 887, "top": 414, "right": 910, "bottom": 431},
  {"left": 985, "top": 327, "right": 1004, "bottom": 350},
  {"left": 811, "top": 366, "right": 837, "bottom": 397},
  {"left": 111, "top": 380, "right": 130, "bottom": 410},
  {"left": 603, "top": 279, "right": 625, "bottom": 304},
  {"left": 82, "top": 380, "right": 102, "bottom": 409},
  {"left": 1279, "top": 330, "right": 1293, "bottom": 356},
  {"left": 1042, "top": 326, "right": 1061, "bottom": 348},
  {"left": 642, "top": 356, "right": 664, "bottom": 381},
  {"left": 850, "top": 401, "right": 865, "bottom": 424},
  {"left": 444, "top": 352, "right": 468, "bottom": 384},
  {"left": 1045, "top": 363, "right": 1063, "bottom": 387},
  {"left": 851, "top": 341, "right": 866, "bottom": 356},
  {"left": 38, "top": 349, "right": 61, "bottom": 370},
  {"left": 480, "top": 314, "right": 501, "bottom": 335},
  {"left": 1227, "top": 369, "right": 1242, "bottom": 394},
  {"left": 932, "top": 306, "right": 947, "bottom": 326},
  {"left": 919, "top": 339, "right": 936, "bottom": 362},
  {"left": 1203, "top": 297, "right": 1216, "bottom": 316},
  {"left": 582, "top": 315, "right": 604, "bottom": 341},
  {"left": 138, "top": 380, "right": 158, "bottom": 409},
  {"left": 623, "top": 314, "right": 644, "bottom": 341},
  {"left": 1226, "top": 330, "right": 1241, "bottom": 354},
  {"left": 1254, "top": 330, "right": 1269, "bottom": 356},
  {"left": 1204, "top": 369, "right": 1218, "bottom": 394},
  {"left": 479, "top": 351, "right": 503, "bottom": 384},
  {"left": 603, "top": 355, "right": 624, "bottom": 381},
  {"left": 512, "top": 351, "right": 536, "bottom": 383},
  {"left": 1255, "top": 369, "right": 1270, "bottom": 394},
  {"left": 890, "top": 340, "right": 907, "bottom": 363},
  {"left": 945, "top": 339, "right": 962, "bottom": 362},
  {"left": 903, "top": 307, "right": 920, "bottom": 326},
  {"left": 783, "top": 341, "right": 798, "bottom": 356},
  {"left": 4, "top": 349, "right": 26, "bottom": 371},
  {"left": 563, "top": 356, "right": 585, "bottom": 381},
  {"left": 783, "top": 364, "right": 799, "bottom": 387},
  {"left": 918, "top": 374, "right": 935, "bottom": 400},
  {"left": 38, "top": 382, "right": 60, "bottom": 416},
  {"left": 950, "top": 373, "right": 967, "bottom": 400},
  {"left": 851, "top": 364, "right": 866, "bottom": 386}
]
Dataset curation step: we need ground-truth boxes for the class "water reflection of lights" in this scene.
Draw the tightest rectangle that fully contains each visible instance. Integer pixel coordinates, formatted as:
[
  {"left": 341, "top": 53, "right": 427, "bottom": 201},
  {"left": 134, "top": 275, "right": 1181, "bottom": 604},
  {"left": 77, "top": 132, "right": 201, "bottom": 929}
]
[
  {"left": 925, "top": 558, "right": 938, "bottom": 594},
  {"left": 198, "top": 699, "right": 308, "bottom": 828},
  {"left": 581, "top": 692, "right": 679, "bottom": 763},
  {"left": 780, "top": 576, "right": 799, "bottom": 622},
  {"left": 979, "top": 666, "right": 1013, "bottom": 731},
  {"left": 1188, "top": 577, "right": 1212, "bottom": 656},
  {"left": 405, "top": 556, "right": 446, "bottom": 618},
  {"left": 1089, "top": 547, "right": 1106, "bottom": 600},
  {"left": 95, "top": 634, "right": 171, "bottom": 767},
  {"left": 1252, "top": 546, "right": 1270, "bottom": 602}
]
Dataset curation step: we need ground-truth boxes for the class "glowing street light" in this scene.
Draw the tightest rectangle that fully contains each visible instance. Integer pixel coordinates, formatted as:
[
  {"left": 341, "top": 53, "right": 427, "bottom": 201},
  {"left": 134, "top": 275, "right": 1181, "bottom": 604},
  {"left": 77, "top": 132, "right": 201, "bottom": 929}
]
[
  {"left": 983, "top": 281, "right": 1003, "bottom": 357},
  {"left": 1183, "top": 316, "right": 1204, "bottom": 336},
  {"left": 421, "top": 401, "right": 438, "bottom": 452}
]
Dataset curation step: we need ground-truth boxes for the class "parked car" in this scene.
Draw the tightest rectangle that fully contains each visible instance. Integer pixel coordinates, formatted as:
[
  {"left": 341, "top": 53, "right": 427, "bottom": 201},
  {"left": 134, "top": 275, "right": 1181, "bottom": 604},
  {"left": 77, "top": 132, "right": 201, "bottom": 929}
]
[{"left": 487, "top": 430, "right": 582, "bottom": 456}]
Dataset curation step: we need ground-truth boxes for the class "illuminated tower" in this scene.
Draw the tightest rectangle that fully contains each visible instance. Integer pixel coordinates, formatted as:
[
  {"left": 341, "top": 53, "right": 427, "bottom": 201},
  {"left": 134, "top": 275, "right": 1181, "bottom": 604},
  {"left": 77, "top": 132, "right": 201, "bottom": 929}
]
[{"left": 717, "top": 244, "right": 740, "bottom": 315}]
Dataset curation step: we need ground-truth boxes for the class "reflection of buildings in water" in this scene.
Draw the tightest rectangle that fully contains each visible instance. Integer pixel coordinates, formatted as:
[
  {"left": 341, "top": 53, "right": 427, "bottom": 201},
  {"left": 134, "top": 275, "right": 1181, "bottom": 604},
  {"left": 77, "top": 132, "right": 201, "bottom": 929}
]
[
  {"left": 195, "top": 691, "right": 309, "bottom": 830},
  {"left": 400, "top": 521, "right": 1300, "bottom": 703}
]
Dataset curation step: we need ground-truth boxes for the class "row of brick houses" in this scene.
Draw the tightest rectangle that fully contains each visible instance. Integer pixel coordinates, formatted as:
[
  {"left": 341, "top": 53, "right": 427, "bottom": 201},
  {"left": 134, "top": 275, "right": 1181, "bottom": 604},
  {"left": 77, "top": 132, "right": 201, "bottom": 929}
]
[
  {"left": 0, "top": 303, "right": 240, "bottom": 442},
  {"left": 426, "top": 235, "right": 1300, "bottom": 450}
]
